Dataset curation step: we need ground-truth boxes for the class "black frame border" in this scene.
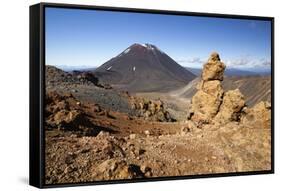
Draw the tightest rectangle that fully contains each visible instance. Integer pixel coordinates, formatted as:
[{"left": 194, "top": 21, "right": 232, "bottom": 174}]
[{"left": 29, "top": 2, "right": 275, "bottom": 189}]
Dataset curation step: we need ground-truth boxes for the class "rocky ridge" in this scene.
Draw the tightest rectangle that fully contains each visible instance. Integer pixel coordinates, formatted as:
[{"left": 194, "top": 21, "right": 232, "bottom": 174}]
[{"left": 46, "top": 65, "right": 112, "bottom": 89}]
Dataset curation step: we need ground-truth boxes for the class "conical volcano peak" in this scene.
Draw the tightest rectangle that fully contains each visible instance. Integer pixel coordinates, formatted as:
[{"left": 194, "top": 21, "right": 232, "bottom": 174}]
[
  {"left": 132, "top": 43, "right": 153, "bottom": 47},
  {"left": 94, "top": 43, "right": 196, "bottom": 92},
  {"left": 126, "top": 43, "right": 164, "bottom": 54},
  {"left": 118, "top": 43, "right": 156, "bottom": 55},
  {"left": 130, "top": 43, "right": 155, "bottom": 49},
  {"left": 140, "top": 43, "right": 155, "bottom": 48}
]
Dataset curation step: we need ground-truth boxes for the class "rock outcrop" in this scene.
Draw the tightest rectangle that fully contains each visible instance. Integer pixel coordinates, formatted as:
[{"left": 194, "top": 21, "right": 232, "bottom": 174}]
[
  {"left": 93, "top": 159, "right": 144, "bottom": 180},
  {"left": 190, "top": 52, "right": 225, "bottom": 123},
  {"left": 214, "top": 89, "right": 245, "bottom": 125},
  {"left": 189, "top": 52, "right": 271, "bottom": 128},
  {"left": 45, "top": 91, "right": 98, "bottom": 135},
  {"left": 241, "top": 101, "right": 271, "bottom": 129},
  {"left": 46, "top": 65, "right": 112, "bottom": 89},
  {"left": 130, "top": 97, "right": 175, "bottom": 122}
]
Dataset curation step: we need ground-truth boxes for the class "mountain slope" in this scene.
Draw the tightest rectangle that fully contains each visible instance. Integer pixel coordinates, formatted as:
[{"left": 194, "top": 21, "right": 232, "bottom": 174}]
[
  {"left": 172, "top": 75, "right": 271, "bottom": 107},
  {"left": 94, "top": 43, "right": 196, "bottom": 92},
  {"left": 45, "top": 65, "right": 104, "bottom": 89},
  {"left": 222, "top": 76, "right": 271, "bottom": 106},
  {"left": 185, "top": 67, "right": 260, "bottom": 77}
]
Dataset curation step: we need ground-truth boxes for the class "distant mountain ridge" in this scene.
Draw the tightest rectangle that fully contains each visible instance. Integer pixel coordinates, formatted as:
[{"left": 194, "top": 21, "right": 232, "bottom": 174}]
[
  {"left": 56, "top": 65, "right": 97, "bottom": 72},
  {"left": 185, "top": 67, "right": 270, "bottom": 76},
  {"left": 93, "top": 43, "right": 196, "bottom": 92}
]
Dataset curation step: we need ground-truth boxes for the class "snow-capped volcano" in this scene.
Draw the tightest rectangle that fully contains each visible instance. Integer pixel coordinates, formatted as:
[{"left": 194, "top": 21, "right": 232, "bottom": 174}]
[
  {"left": 94, "top": 43, "right": 196, "bottom": 92},
  {"left": 113, "top": 43, "right": 164, "bottom": 60}
]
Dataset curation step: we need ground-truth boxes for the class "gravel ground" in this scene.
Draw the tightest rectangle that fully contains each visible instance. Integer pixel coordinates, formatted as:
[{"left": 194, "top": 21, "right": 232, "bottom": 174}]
[{"left": 47, "top": 84, "right": 137, "bottom": 116}]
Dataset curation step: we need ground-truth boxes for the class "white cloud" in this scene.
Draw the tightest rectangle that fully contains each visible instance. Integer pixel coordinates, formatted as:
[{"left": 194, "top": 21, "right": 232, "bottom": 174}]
[
  {"left": 177, "top": 55, "right": 271, "bottom": 70},
  {"left": 225, "top": 56, "right": 271, "bottom": 69},
  {"left": 177, "top": 57, "right": 205, "bottom": 68}
]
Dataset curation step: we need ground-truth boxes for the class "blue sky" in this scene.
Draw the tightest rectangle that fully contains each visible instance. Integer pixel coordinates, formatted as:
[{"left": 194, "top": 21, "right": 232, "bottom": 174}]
[{"left": 45, "top": 7, "right": 271, "bottom": 71}]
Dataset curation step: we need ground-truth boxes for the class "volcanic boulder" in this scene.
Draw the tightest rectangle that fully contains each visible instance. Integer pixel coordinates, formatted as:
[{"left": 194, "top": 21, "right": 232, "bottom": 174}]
[
  {"left": 241, "top": 101, "right": 271, "bottom": 129},
  {"left": 130, "top": 97, "right": 175, "bottom": 122},
  {"left": 214, "top": 89, "right": 246, "bottom": 124},
  {"left": 45, "top": 91, "right": 98, "bottom": 134},
  {"left": 45, "top": 91, "right": 78, "bottom": 116},
  {"left": 93, "top": 159, "right": 144, "bottom": 180},
  {"left": 52, "top": 109, "right": 85, "bottom": 130}
]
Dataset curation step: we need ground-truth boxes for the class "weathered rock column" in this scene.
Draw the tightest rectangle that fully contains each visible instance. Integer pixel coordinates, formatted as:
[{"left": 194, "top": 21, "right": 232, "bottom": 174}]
[
  {"left": 189, "top": 52, "right": 270, "bottom": 128},
  {"left": 190, "top": 52, "right": 225, "bottom": 123}
]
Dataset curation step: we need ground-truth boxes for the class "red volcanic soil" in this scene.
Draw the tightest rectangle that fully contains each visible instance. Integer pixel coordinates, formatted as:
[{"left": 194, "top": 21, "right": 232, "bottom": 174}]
[{"left": 45, "top": 91, "right": 271, "bottom": 184}]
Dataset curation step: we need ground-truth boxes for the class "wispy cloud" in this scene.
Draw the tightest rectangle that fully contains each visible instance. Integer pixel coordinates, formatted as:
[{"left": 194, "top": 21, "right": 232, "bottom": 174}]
[
  {"left": 225, "top": 57, "right": 251, "bottom": 67},
  {"left": 178, "top": 55, "right": 271, "bottom": 69},
  {"left": 259, "top": 58, "right": 271, "bottom": 66},
  {"left": 177, "top": 57, "right": 205, "bottom": 67},
  {"left": 225, "top": 56, "right": 271, "bottom": 68},
  {"left": 177, "top": 57, "right": 205, "bottom": 64}
]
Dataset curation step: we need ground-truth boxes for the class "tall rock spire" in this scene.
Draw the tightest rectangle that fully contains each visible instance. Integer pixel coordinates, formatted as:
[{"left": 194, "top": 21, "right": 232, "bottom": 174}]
[
  {"left": 189, "top": 52, "right": 251, "bottom": 126},
  {"left": 189, "top": 52, "right": 226, "bottom": 123}
]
